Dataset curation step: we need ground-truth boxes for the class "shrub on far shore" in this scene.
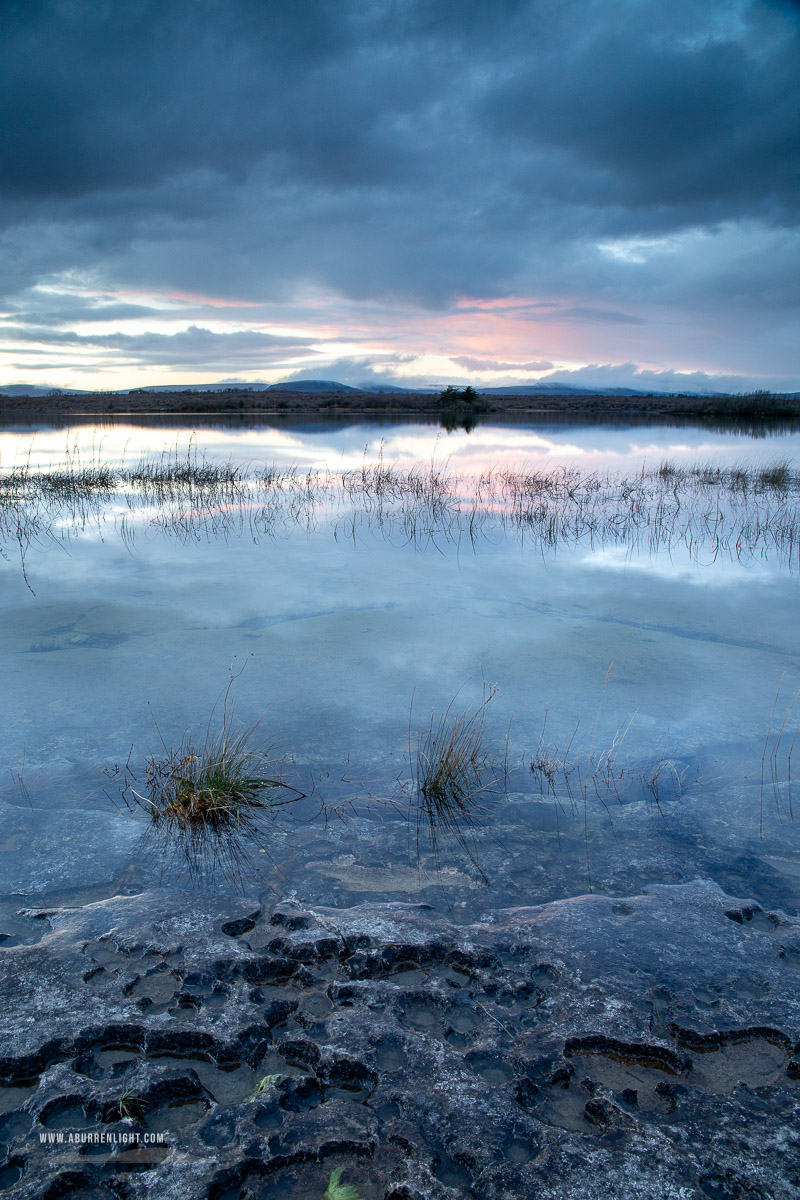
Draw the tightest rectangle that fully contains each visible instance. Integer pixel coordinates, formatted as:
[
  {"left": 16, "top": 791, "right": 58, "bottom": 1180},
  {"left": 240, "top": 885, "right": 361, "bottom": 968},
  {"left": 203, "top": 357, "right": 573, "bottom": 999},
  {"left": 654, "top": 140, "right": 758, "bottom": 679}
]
[{"left": 439, "top": 384, "right": 480, "bottom": 404}]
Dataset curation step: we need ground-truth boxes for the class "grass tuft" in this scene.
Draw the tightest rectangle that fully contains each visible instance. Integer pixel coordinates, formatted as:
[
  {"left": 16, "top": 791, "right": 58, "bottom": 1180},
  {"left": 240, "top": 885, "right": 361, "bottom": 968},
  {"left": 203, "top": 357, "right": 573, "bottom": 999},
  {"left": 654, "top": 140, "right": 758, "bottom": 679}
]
[
  {"left": 106, "top": 1090, "right": 147, "bottom": 1123},
  {"left": 140, "top": 728, "right": 275, "bottom": 826},
  {"left": 412, "top": 687, "right": 497, "bottom": 881},
  {"left": 324, "top": 1167, "right": 365, "bottom": 1200},
  {"left": 756, "top": 461, "right": 792, "bottom": 492},
  {"left": 415, "top": 690, "right": 494, "bottom": 807},
  {"left": 246, "top": 1073, "right": 287, "bottom": 1101},
  {"left": 116, "top": 686, "right": 302, "bottom": 887}
]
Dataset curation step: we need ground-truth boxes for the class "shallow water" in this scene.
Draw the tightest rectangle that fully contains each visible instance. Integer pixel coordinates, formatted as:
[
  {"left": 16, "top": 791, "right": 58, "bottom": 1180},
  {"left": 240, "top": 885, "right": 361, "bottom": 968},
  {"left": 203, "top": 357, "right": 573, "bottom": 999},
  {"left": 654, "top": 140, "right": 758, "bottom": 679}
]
[
  {"left": 3, "top": 411, "right": 800, "bottom": 474},
  {"left": 1, "top": 416, "right": 799, "bottom": 925}
]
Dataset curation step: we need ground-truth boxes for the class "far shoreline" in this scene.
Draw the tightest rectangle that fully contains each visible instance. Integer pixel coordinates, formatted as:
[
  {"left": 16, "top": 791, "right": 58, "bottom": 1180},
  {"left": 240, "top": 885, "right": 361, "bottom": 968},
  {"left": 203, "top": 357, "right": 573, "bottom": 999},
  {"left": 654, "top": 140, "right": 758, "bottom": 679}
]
[{"left": 1, "top": 387, "right": 799, "bottom": 424}]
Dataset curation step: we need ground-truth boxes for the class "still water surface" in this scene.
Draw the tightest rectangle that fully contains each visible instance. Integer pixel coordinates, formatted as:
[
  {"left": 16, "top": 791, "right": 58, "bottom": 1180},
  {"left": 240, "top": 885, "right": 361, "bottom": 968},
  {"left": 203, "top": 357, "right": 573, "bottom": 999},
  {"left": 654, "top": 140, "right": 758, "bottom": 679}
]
[{"left": 1, "top": 417, "right": 798, "bottom": 934}]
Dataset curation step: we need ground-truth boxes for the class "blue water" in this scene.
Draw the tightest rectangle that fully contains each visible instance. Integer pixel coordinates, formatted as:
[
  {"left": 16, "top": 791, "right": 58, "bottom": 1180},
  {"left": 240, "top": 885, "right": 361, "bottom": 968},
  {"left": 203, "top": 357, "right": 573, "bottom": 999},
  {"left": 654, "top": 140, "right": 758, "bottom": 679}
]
[{"left": 1, "top": 417, "right": 798, "bottom": 927}]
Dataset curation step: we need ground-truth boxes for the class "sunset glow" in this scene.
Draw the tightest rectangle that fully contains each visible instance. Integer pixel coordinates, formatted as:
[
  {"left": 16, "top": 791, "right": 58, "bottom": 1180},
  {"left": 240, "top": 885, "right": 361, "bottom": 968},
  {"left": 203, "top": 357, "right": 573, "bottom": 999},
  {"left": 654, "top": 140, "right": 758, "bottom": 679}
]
[{"left": 0, "top": 2, "right": 797, "bottom": 396}]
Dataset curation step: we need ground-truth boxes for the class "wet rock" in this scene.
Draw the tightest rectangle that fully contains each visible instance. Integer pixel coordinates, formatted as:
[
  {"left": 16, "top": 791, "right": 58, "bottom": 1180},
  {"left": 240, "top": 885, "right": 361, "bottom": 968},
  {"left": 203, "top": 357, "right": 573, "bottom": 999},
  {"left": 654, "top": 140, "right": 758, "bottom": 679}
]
[
  {"left": 0, "top": 801, "right": 140, "bottom": 895},
  {"left": 0, "top": 880, "right": 798, "bottom": 1198}
]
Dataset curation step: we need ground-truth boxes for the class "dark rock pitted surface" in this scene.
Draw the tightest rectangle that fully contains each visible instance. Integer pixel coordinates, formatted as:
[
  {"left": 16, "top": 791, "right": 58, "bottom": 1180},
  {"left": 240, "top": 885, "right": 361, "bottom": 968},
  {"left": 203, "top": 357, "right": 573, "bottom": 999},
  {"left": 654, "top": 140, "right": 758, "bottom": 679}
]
[{"left": 1, "top": 879, "right": 799, "bottom": 1198}]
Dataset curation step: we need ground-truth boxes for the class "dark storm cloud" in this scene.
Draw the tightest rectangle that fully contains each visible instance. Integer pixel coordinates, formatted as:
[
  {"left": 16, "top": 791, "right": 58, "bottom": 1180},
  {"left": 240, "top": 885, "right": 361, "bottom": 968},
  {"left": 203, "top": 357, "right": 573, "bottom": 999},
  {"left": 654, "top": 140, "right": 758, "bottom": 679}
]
[
  {"left": 0, "top": 0, "right": 798, "bottom": 373},
  {"left": 485, "top": 5, "right": 800, "bottom": 222},
  {"left": 0, "top": 0, "right": 352, "bottom": 199}
]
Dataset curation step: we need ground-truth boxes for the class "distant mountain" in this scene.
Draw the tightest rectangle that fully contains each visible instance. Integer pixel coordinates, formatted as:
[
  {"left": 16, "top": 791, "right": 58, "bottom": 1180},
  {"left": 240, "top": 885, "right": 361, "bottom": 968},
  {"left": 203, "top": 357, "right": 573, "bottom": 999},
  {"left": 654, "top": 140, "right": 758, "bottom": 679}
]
[
  {"left": 2, "top": 380, "right": 796, "bottom": 400},
  {"left": 0, "top": 380, "right": 657, "bottom": 397},
  {"left": 0, "top": 379, "right": 365, "bottom": 395},
  {"left": 133, "top": 379, "right": 424, "bottom": 394},
  {"left": 128, "top": 383, "right": 274, "bottom": 392},
  {"left": 483, "top": 384, "right": 800, "bottom": 398},
  {"left": 0, "top": 384, "right": 87, "bottom": 396},
  {"left": 477, "top": 384, "right": 659, "bottom": 396},
  {"left": 355, "top": 382, "right": 432, "bottom": 393},
  {"left": 265, "top": 379, "right": 363, "bottom": 393}
]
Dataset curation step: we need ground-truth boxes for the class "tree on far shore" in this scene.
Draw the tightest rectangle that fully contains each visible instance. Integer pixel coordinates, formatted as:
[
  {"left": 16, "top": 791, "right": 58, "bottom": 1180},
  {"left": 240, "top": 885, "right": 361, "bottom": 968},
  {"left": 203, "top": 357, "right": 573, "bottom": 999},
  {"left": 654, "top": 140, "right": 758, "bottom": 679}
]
[{"left": 439, "top": 384, "right": 479, "bottom": 403}]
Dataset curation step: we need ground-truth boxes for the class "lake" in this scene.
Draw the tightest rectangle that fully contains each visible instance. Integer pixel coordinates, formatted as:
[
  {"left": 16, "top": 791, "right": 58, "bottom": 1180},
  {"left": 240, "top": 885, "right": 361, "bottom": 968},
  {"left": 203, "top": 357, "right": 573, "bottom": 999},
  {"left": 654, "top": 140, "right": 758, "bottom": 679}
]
[
  {"left": 1, "top": 414, "right": 798, "bottom": 930},
  {"left": 3, "top": 413, "right": 800, "bottom": 1198}
]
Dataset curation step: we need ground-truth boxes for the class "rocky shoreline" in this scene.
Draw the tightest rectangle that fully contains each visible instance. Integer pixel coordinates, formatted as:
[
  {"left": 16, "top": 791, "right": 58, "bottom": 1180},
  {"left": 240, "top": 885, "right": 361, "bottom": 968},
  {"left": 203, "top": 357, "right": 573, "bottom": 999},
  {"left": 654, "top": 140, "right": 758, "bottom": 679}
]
[{"left": 2, "top": 878, "right": 799, "bottom": 1198}]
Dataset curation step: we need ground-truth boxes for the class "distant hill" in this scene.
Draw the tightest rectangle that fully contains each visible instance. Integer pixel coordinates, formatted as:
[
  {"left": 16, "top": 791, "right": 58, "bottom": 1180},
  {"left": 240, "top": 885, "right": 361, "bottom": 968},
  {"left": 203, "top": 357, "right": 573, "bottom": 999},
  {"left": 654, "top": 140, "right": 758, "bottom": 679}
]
[
  {"left": 133, "top": 379, "right": 366, "bottom": 394},
  {"left": 264, "top": 379, "right": 363, "bottom": 393},
  {"left": 0, "top": 380, "right": 664, "bottom": 398},
  {"left": 477, "top": 383, "right": 654, "bottom": 396},
  {"left": 0, "top": 384, "right": 88, "bottom": 396},
  {"left": 129, "top": 383, "right": 274, "bottom": 393},
  {"left": 1, "top": 380, "right": 797, "bottom": 400},
  {"left": 355, "top": 383, "right": 431, "bottom": 394},
  {"left": 0, "top": 379, "right": 365, "bottom": 396}
]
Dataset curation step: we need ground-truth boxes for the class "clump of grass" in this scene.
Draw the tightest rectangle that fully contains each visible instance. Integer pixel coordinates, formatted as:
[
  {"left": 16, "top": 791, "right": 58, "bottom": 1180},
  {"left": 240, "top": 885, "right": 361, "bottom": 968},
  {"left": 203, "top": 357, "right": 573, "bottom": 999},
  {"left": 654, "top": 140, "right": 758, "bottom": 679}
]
[
  {"left": 115, "top": 681, "right": 303, "bottom": 887},
  {"left": 411, "top": 687, "right": 497, "bottom": 881},
  {"left": 727, "top": 464, "right": 750, "bottom": 492},
  {"left": 756, "top": 461, "right": 792, "bottom": 492},
  {"left": 414, "top": 688, "right": 494, "bottom": 808},
  {"left": 641, "top": 743, "right": 687, "bottom": 809},
  {"left": 247, "top": 1073, "right": 287, "bottom": 1101},
  {"left": 36, "top": 464, "right": 118, "bottom": 499},
  {"left": 140, "top": 726, "right": 276, "bottom": 826},
  {"left": 106, "top": 1090, "right": 147, "bottom": 1123},
  {"left": 530, "top": 711, "right": 582, "bottom": 799},
  {"left": 0, "top": 463, "right": 118, "bottom": 508},
  {"left": 125, "top": 438, "right": 245, "bottom": 499},
  {"left": 324, "top": 1168, "right": 365, "bottom": 1200},
  {"left": 133, "top": 722, "right": 296, "bottom": 882}
]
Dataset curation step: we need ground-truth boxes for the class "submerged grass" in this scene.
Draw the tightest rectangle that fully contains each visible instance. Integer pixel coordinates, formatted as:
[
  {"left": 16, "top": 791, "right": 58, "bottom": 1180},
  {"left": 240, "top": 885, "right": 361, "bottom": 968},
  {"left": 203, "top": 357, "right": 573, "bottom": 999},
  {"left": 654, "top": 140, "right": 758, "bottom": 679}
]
[
  {"left": 760, "top": 677, "right": 799, "bottom": 832},
  {"left": 127, "top": 444, "right": 246, "bottom": 496},
  {"left": 3, "top": 444, "right": 799, "bottom": 600},
  {"left": 530, "top": 699, "right": 687, "bottom": 815}
]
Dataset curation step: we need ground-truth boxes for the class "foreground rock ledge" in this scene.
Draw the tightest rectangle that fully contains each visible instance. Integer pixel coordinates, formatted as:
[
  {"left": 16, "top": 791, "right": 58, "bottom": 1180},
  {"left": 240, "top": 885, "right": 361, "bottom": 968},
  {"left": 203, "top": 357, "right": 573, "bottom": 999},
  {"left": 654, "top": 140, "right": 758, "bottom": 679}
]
[{"left": 1, "top": 878, "right": 798, "bottom": 1199}]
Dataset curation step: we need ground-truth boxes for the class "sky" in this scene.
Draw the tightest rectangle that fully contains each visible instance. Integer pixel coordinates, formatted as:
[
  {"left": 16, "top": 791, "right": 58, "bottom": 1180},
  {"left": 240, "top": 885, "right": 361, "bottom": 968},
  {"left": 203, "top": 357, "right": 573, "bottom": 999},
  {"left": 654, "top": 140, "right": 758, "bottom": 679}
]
[{"left": 0, "top": 0, "right": 798, "bottom": 394}]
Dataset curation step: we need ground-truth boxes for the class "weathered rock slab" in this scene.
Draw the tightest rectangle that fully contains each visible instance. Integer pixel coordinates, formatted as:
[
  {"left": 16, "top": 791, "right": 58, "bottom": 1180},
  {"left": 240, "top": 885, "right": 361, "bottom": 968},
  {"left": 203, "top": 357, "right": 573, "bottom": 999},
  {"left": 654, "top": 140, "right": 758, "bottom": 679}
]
[{"left": 0, "top": 879, "right": 798, "bottom": 1199}]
